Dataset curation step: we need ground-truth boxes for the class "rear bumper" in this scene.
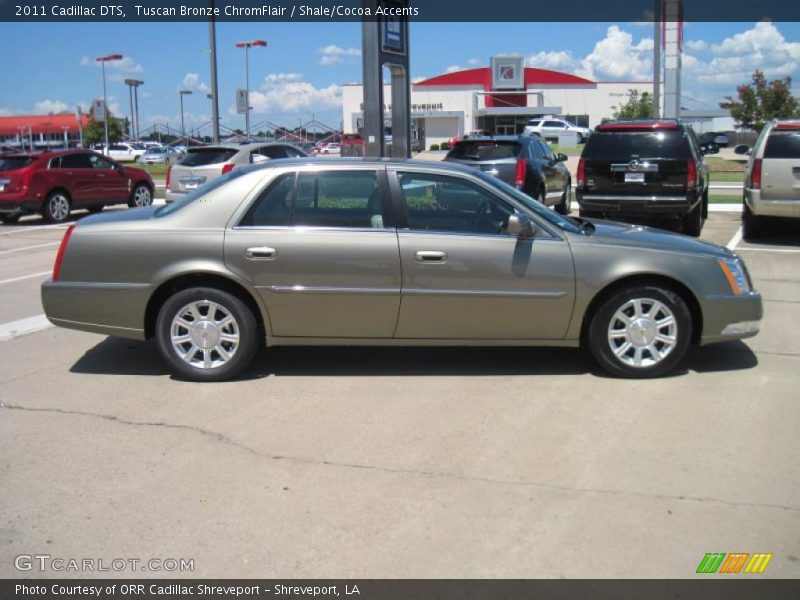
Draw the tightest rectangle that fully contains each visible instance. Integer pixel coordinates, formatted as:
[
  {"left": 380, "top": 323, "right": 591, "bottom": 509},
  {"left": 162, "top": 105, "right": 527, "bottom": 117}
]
[
  {"left": 744, "top": 188, "right": 800, "bottom": 218},
  {"left": 164, "top": 190, "right": 184, "bottom": 204},
  {"left": 0, "top": 192, "right": 41, "bottom": 214},
  {"left": 577, "top": 191, "right": 696, "bottom": 216},
  {"left": 699, "top": 291, "right": 763, "bottom": 345}
]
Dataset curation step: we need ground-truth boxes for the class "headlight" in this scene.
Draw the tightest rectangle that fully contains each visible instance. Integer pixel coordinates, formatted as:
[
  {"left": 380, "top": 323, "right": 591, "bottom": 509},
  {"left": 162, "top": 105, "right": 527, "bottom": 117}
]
[{"left": 717, "top": 257, "right": 751, "bottom": 296}]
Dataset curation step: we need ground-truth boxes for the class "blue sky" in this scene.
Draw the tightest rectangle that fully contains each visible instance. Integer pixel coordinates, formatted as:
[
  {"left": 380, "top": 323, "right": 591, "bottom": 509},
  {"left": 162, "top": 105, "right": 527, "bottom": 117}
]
[{"left": 1, "top": 21, "right": 798, "bottom": 134}]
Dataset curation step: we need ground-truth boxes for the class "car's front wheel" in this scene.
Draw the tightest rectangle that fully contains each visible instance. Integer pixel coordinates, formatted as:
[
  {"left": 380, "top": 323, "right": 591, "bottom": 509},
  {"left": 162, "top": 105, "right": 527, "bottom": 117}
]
[
  {"left": 42, "top": 191, "right": 71, "bottom": 223},
  {"left": 587, "top": 286, "right": 692, "bottom": 378},
  {"left": 556, "top": 180, "right": 571, "bottom": 215},
  {"left": 156, "top": 287, "right": 259, "bottom": 382},
  {"left": 129, "top": 183, "right": 153, "bottom": 208}
]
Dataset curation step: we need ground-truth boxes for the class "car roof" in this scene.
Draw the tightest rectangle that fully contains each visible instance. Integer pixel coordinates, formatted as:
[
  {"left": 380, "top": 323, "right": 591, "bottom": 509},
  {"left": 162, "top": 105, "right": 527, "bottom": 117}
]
[
  {"left": 191, "top": 142, "right": 297, "bottom": 151},
  {"left": 232, "top": 157, "right": 489, "bottom": 178}
]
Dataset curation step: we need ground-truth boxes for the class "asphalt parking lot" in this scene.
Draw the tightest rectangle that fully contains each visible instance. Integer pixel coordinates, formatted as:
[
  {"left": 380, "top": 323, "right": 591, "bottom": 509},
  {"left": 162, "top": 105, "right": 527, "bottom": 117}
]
[{"left": 0, "top": 206, "right": 798, "bottom": 579}]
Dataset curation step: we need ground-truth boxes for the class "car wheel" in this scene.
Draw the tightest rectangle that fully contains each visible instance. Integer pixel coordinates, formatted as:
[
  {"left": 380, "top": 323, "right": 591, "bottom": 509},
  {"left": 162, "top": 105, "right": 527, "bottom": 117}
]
[
  {"left": 129, "top": 183, "right": 152, "bottom": 208},
  {"left": 538, "top": 188, "right": 547, "bottom": 207},
  {"left": 156, "top": 287, "right": 259, "bottom": 382},
  {"left": 0, "top": 213, "right": 21, "bottom": 224},
  {"left": 701, "top": 190, "right": 709, "bottom": 219},
  {"left": 682, "top": 201, "right": 703, "bottom": 237},
  {"left": 556, "top": 180, "right": 571, "bottom": 215},
  {"left": 588, "top": 286, "right": 691, "bottom": 378},
  {"left": 579, "top": 209, "right": 599, "bottom": 219},
  {"left": 42, "top": 191, "right": 71, "bottom": 223}
]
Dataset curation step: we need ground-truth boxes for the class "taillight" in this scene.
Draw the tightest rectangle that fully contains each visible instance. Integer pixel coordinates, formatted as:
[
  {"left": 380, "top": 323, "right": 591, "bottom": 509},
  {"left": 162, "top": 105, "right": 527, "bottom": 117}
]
[
  {"left": 514, "top": 158, "right": 526, "bottom": 188},
  {"left": 20, "top": 166, "right": 35, "bottom": 191},
  {"left": 165, "top": 165, "right": 171, "bottom": 191},
  {"left": 686, "top": 159, "right": 697, "bottom": 188},
  {"left": 749, "top": 159, "right": 762, "bottom": 190},
  {"left": 52, "top": 225, "right": 75, "bottom": 282},
  {"left": 221, "top": 163, "right": 235, "bottom": 175},
  {"left": 577, "top": 158, "right": 586, "bottom": 187}
]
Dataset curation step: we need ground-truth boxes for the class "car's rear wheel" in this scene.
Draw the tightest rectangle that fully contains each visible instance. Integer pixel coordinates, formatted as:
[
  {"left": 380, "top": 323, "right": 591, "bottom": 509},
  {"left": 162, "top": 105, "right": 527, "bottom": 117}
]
[
  {"left": 587, "top": 286, "right": 691, "bottom": 378},
  {"left": 682, "top": 201, "right": 703, "bottom": 237},
  {"left": 156, "top": 287, "right": 259, "bottom": 382},
  {"left": 0, "top": 213, "right": 21, "bottom": 224},
  {"left": 742, "top": 203, "right": 761, "bottom": 239},
  {"left": 556, "top": 180, "right": 571, "bottom": 215},
  {"left": 129, "top": 183, "right": 152, "bottom": 208},
  {"left": 42, "top": 191, "right": 71, "bottom": 223}
]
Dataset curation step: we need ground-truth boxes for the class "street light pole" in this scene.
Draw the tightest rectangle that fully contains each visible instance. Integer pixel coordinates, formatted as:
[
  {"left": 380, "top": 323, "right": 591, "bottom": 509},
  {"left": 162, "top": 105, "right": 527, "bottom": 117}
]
[
  {"left": 208, "top": 0, "right": 221, "bottom": 143},
  {"left": 96, "top": 54, "right": 123, "bottom": 155},
  {"left": 235, "top": 40, "right": 266, "bottom": 142},
  {"left": 125, "top": 79, "right": 144, "bottom": 140},
  {"left": 179, "top": 89, "right": 193, "bottom": 143}
]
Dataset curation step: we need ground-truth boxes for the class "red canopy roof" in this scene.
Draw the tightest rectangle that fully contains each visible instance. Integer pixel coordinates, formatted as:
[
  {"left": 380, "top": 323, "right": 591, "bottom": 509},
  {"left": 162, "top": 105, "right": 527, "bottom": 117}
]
[
  {"left": 0, "top": 114, "right": 90, "bottom": 136},
  {"left": 414, "top": 67, "right": 595, "bottom": 89}
]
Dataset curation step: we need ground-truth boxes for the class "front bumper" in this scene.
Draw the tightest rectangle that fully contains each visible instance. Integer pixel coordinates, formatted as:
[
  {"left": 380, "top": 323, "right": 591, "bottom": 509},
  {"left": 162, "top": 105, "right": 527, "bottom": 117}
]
[{"left": 699, "top": 290, "right": 763, "bottom": 345}]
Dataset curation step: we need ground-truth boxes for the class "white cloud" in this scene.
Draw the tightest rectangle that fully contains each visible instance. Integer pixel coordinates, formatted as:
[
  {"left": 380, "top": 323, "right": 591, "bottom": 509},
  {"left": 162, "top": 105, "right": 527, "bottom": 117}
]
[
  {"left": 34, "top": 100, "right": 68, "bottom": 114},
  {"left": 242, "top": 73, "right": 342, "bottom": 115},
  {"left": 80, "top": 55, "right": 143, "bottom": 73},
  {"left": 526, "top": 51, "right": 580, "bottom": 72},
  {"left": 181, "top": 73, "right": 210, "bottom": 94},
  {"left": 467, "top": 58, "right": 481, "bottom": 66},
  {"left": 685, "top": 40, "right": 709, "bottom": 53},
  {"left": 0, "top": 107, "right": 11, "bottom": 116},
  {"left": 576, "top": 26, "right": 653, "bottom": 81},
  {"left": 445, "top": 65, "right": 463, "bottom": 73},
  {"left": 317, "top": 44, "right": 361, "bottom": 66}
]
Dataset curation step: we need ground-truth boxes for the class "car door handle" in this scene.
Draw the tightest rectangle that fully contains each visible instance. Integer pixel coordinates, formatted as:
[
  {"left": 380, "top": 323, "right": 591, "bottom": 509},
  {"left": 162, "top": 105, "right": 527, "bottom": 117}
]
[
  {"left": 245, "top": 246, "right": 278, "bottom": 260},
  {"left": 415, "top": 251, "right": 447, "bottom": 263}
]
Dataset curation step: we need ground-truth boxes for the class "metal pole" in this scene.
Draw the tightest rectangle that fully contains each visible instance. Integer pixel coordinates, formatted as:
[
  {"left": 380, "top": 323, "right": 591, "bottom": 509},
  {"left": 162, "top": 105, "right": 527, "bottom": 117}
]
[
  {"left": 133, "top": 86, "right": 139, "bottom": 139},
  {"left": 180, "top": 93, "right": 186, "bottom": 140},
  {"left": 244, "top": 44, "right": 250, "bottom": 141},
  {"left": 127, "top": 82, "right": 134, "bottom": 140},
  {"left": 102, "top": 61, "right": 109, "bottom": 154},
  {"left": 653, "top": 0, "right": 662, "bottom": 119},
  {"left": 208, "top": 0, "right": 221, "bottom": 143}
]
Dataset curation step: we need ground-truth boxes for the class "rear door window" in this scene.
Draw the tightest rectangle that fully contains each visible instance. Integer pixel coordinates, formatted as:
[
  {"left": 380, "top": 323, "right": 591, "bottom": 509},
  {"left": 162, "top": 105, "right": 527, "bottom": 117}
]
[
  {"left": 0, "top": 156, "right": 35, "bottom": 170},
  {"left": 764, "top": 132, "right": 800, "bottom": 158},
  {"left": 582, "top": 132, "right": 690, "bottom": 158},
  {"left": 58, "top": 153, "right": 93, "bottom": 169},
  {"left": 180, "top": 148, "right": 238, "bottom": 166},
  {"left": 448, "top": 141, "right": 521, "bottom": 160}
]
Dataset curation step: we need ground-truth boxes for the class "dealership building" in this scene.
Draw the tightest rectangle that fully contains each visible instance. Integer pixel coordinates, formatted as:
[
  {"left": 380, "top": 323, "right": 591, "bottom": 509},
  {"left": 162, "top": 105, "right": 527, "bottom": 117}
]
[{"left": 343, "top": 56, "right": 655, "bottom": 148}]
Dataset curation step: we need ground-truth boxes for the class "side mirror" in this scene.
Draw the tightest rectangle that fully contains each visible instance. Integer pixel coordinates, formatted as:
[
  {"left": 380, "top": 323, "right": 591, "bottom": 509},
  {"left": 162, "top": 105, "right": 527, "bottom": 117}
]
[
  {"left": 507, "top": 213, "right": 535, "bottom": 237},
  {"left": 734, "top": 144, "right": 751, "bottom": 156},
  {"left": 557, "top": 153, "right": 568, "bottom": 162}
]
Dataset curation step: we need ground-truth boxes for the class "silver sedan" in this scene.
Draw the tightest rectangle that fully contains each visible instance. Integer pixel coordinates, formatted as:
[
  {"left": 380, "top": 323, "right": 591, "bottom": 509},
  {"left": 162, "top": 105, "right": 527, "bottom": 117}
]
[{"left": 42, "top": 159, "right": 762, "bottom": 382}]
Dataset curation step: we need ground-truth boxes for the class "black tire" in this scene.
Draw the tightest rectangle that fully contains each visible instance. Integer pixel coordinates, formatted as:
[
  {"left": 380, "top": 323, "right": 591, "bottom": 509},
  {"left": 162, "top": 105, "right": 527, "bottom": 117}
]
[
  {"left": 682, "top": 201, "right": 703, "bottom": 237},
  {"left": 579, "top": 208, "right": 600, "bottom": 219},
  {"left": 87, "top": 205, "right": 104, "bottom": 214},
  {"left": 42, "top": 191, "right": 71, "bottom": 223},
  {"left": 556, "top": 179, "right": 571, "bottom": 215},
  {"left": 129, "top": 183, "right": 153, "bottom": 208},
  {"left": 742, "top": 203, "right": 761, "bottom": 240},
  {"left": 701, "top": 190, "right": 709, "bottom": 219},
  {"left": 538, "top": 187, "right": 547, "bottom": 207},
  {"left": 587, "top": 286, "right": 692, "bottom": 378},
  {"left": 156, "top": 287, "right": 259, "bottom": 382},
  {"left": 0, "top": 213, "right": 21, "bottom": 224}
]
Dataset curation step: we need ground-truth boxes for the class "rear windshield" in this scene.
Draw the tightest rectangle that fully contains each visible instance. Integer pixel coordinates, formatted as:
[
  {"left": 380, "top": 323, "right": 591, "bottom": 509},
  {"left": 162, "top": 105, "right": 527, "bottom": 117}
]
[
  {"left": 0, "top": 156, "right": 35, "bottom": 171},
  {"left": 156, "top": 168, "right": 247, "bottom": 217},
  {"left": 178, "top": 148, "right": 237, "bottom": 167},
  {"left": 447, "top": 141, "right": 521, "bottom": 160},
  {"left": 764, "top": 132, "right": 800, "bottom": 159},
  {"left": 582, "top": 131, "right": 690, "bottom": 159}
]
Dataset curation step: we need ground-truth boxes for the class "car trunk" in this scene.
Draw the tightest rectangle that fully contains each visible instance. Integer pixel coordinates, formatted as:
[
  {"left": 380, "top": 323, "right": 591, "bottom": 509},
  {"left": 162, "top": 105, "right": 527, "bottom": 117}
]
[
  {"left": 760, "top": 131, "right": 800, "bottom": 204},
  {"left": 445, "top": 141, "right": 521, "bottom": 186},
  {"left": 582, "top": 132, "right": 690, "bottom": 195},
  {"left": 169, "top": 148, "right": 237, "bottom": 194}
]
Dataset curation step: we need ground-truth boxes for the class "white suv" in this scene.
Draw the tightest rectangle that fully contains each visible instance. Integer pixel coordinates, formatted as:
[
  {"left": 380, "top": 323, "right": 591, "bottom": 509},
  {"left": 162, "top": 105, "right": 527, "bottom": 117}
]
[
  {"left": 523, "top": 118, "right": 592, "bottom": 143},
  {"left": 738, "top": 119, "right": 800, "bottom": 239}
]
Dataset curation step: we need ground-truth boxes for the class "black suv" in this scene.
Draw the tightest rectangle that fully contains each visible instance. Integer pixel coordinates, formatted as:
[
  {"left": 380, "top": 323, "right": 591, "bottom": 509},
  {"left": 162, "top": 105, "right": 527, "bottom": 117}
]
[
  {"left": 444, "top": 134, "right": 572, "bottom": 214},
  {"left": 576, "top": 120, "right": 715, "bottom": 236}
]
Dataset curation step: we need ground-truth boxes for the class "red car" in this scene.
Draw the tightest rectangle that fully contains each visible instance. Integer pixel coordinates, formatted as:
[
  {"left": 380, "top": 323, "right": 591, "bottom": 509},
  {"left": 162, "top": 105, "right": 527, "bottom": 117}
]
[{"left": 0, "top": 149, "right": 155, "bottom": 224}]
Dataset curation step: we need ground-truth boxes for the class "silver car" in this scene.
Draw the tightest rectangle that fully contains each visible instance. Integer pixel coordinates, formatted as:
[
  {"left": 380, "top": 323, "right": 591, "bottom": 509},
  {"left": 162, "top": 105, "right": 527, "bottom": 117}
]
[
  {"left": 165, "top": 143, "right": 308, "bottom": 203},
  {"left": 737, "top": 120, "right": 800, "bottom": 239},
  {"left": 139, "top": 145, "right": 181, "bottom": 165},
  {"left": 42, "top": 159, "right": 762, "bottom": 382}
]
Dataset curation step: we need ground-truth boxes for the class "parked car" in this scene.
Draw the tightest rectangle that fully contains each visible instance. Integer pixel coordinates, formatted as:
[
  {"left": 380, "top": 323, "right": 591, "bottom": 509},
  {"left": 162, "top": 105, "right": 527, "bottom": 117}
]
[
  {"left": 99, "top": 143, "right": 146, "bottom": 163},
  {"left": 0, "top": 150, "right": 154, "bottom": 223},
  {"left": 139, "top": 145, "right": 181, "bottom": 165},
  {"left": 320, "top": 143, "right": 341, "bottom": 155},
  {"left": 445, "top": 134, "right": 572, "bottom": 213},
  {"left": 524, "top": 118, "right": 592, "bottom": 143},
  {"left": 165, "top": 142, "right": 308, "bottom": 203},
  {"left": 42, "top": 158, "right": 762, "bottom": 381},
  {"left": 698, "top": 131, "right": 730, "bottom": 148},
  {"left": 576, "top": 119, "right": 716, "bottom": 237},
  {"left": 445, "top": 130, "right": 491, "bottom": 150},
  {"left": 736, "top": 119, "right": 800, "bottom": 239}
]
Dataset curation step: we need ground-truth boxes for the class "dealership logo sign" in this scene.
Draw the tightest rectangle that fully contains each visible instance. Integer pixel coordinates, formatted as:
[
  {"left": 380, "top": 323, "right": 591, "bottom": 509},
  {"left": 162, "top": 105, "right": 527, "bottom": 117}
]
[{"left": 696, "top": 552, "right": 773, "bottom": 574}]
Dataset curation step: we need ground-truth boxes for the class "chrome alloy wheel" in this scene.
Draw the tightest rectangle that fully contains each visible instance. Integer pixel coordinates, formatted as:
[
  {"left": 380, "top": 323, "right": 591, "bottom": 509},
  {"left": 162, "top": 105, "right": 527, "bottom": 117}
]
[
  {"left": 132, "top": 185, "right": 152, "bottom": 207},
  {"left": 170, "top": 300, "right": 240, "bottom": 370},
  {"left": 607, "top": 298, "right": 677, "bottom": 368},
  {"left": 48, "top": 194, "right": 70, "bottom": 221}
]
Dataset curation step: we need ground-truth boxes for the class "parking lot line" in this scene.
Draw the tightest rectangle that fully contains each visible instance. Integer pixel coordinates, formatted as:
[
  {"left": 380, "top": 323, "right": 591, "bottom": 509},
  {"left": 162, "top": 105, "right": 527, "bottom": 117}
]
[
  {"left": 0, "top": 314, "right": 52, "bottom": 341},
  {"left": 736, "top": 247, "right": 800, "bottom": 254},
  {"left": 726, "top": 226, "right": 743, "bottom": 250},
  {"left": 0, "top": 271, "right": 51, "bottom": 286},
  {"left": 0, "top": 223, "right": 68, "bottom": 236},
  {"left": 0, "top": 242, "right": 60, "bottom": 256}
]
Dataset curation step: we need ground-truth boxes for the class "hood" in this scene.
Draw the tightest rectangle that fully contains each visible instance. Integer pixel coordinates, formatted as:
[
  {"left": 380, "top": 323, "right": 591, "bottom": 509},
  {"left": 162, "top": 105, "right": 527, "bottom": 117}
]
[{"left": 575, "top": 219, "right": 733, "bottom": 259}]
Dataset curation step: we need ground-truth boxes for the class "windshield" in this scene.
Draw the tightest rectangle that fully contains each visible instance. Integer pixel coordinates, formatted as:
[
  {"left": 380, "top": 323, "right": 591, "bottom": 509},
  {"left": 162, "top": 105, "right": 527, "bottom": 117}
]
[
  {"left": 472, "top": 170, "right": 582, "bottom": 233},
  {"left": 583, "top": 131, "right": 690, "bottom": 158},
  {"left": 155, "top": 168, "right": 247, "bottom": 217},
  {"left": 179, "top": 148, "right": 238, "bottom": 166},
  {"left": 448, "top": 141, "right": 521, "bottom": 160},
  {"left": 0, "top": 156, "right": 35, "bottom": 171},
  {"left": 145, "top": 147, "right": 163, "bottom": 154}
]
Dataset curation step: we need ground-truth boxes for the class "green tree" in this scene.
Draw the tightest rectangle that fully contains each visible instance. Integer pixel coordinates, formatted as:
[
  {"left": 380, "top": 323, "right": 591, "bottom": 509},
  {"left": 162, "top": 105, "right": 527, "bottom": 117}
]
[
  {"left": 82, "top": 110, "right": 123, "bottom": 146},
  {"left": 611, "top": 90, "right": 654, "bottom": 120},
  {"left": 720, "top": 70, "right": 800, "bottom": 132}
]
